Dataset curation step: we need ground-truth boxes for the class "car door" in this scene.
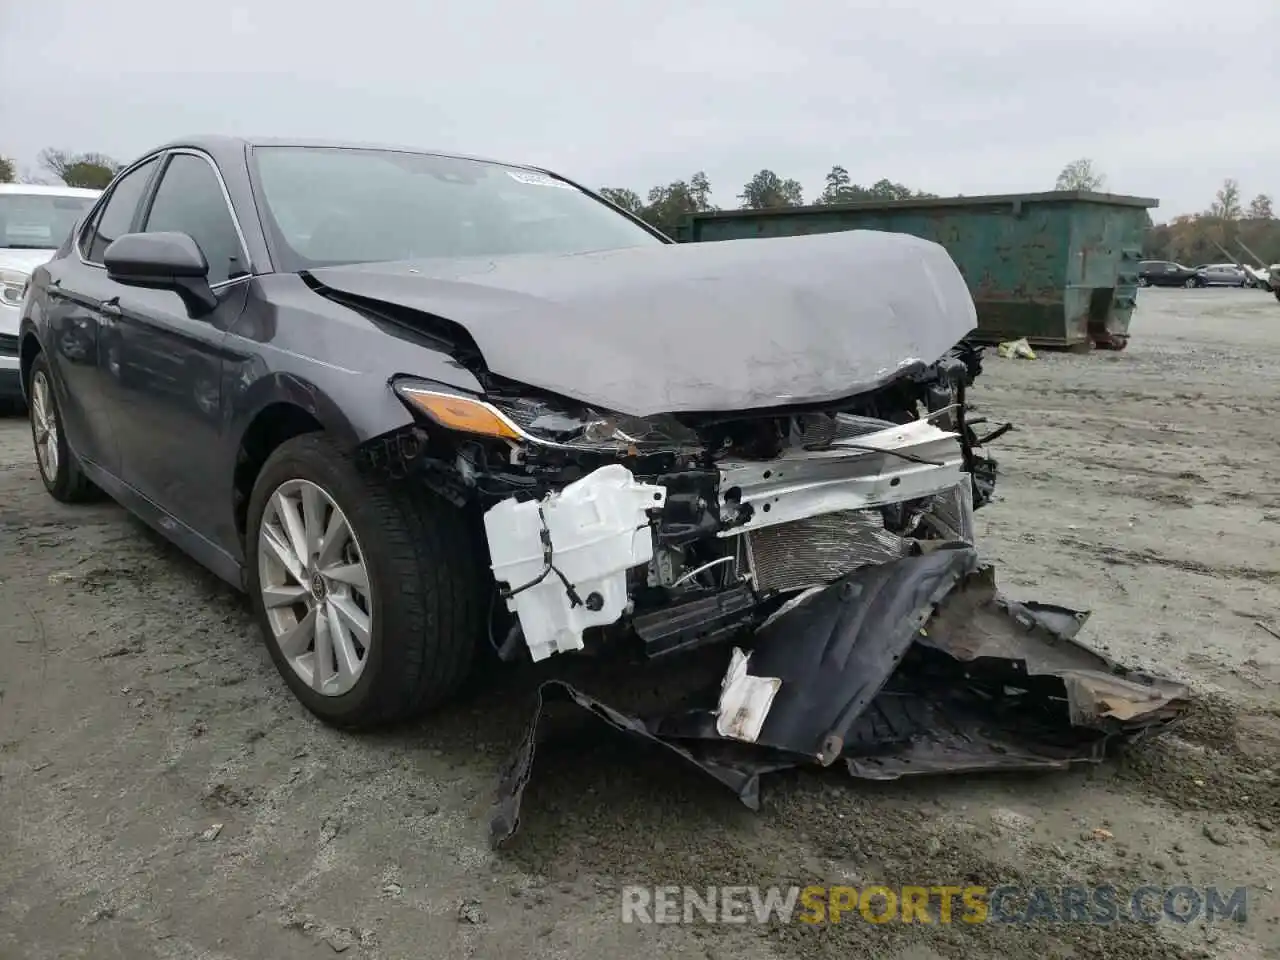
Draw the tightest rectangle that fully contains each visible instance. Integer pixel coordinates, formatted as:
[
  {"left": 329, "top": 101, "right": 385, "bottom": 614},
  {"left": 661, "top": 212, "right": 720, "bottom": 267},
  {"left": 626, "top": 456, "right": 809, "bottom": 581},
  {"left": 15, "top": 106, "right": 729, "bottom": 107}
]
[
  {"left": 40, "top": 157, "right": 161, "bottom": 477},
  {"left": 105, "top": 150, "right": 252, "bottom": 541}
]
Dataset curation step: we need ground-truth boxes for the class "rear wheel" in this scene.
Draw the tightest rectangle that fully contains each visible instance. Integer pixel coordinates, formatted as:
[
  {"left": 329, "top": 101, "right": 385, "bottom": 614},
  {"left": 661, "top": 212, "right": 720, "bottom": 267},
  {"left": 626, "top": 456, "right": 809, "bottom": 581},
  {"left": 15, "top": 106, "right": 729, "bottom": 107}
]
[
  {"left": 1137, "top": 276, "right": 1150, "bottom": 287},
  {"left": 1184, "top": 277, "right": 1198, "bottom": 288},
  {"left": 27, "top": 354, "right": 99, "bottom": 503},
  {"left": 245, "top": 433, "right": 484, "bottom": 729}
]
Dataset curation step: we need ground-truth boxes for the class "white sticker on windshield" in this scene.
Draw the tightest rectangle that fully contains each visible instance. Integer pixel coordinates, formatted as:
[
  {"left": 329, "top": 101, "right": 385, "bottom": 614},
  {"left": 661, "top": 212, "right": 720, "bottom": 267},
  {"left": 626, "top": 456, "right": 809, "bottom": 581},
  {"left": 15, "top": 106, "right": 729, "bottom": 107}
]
[{"left": 507, "top": 170, "right": 573, "bottom": 188}]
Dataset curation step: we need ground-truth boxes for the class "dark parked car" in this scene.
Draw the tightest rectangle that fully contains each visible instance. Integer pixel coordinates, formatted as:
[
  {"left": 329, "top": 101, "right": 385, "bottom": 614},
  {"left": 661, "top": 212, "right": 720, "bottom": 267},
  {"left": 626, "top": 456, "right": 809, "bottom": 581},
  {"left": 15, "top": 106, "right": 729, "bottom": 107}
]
[
  {"left": 17, "top": 137, "right": 998, "bottom": 729},
  {"left": 1138, "top": 260, "right": 1204, "bottom": 287}
]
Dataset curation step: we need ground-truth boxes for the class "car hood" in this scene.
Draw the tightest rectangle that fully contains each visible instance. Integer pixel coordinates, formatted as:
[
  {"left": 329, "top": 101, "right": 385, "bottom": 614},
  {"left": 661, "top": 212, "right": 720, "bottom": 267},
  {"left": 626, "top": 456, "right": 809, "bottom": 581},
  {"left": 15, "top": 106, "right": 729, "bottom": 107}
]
[
  {"left": 309, "top": 230, "right": 978, "bottom": 417},
  {"left": 0, "top": 248, "right": 57, "bottom": 275}
]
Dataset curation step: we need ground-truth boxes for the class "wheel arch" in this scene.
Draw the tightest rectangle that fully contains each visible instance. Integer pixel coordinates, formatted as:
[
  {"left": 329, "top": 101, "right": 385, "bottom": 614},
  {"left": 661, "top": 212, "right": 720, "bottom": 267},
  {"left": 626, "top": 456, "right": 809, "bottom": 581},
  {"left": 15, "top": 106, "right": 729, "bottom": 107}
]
[
  {"left": 229, "top": 373, "right": 365, "bottom": 545},
  {"left": 18, "top": 329, "right": 44, "bottom": 403}
]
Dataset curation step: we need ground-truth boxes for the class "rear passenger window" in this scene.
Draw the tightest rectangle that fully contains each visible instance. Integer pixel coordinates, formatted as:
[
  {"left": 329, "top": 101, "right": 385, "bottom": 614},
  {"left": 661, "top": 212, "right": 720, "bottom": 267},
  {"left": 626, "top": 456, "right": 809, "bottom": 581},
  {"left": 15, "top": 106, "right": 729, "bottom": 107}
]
[
  {"left": 84, "top": 158, "right": 158, "bottom": 263},
  {"left": 143, "top": 154, "right": 246, "bottom": 285}
]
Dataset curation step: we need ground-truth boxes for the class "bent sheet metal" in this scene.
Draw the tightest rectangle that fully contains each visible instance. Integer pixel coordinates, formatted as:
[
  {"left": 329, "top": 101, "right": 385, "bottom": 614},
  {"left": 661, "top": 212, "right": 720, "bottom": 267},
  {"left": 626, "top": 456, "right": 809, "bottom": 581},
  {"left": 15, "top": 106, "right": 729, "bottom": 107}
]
[{"left": 489, "top": 546, "right": 1189, "bottom": 846}]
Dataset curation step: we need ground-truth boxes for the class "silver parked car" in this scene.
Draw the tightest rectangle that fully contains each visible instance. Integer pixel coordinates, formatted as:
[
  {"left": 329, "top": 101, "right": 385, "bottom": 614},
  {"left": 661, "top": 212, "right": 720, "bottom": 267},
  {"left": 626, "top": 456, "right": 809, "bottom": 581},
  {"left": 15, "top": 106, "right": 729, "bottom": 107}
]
[{"left": 1193, "top": 263, "right": 1250, "bottom": 287}]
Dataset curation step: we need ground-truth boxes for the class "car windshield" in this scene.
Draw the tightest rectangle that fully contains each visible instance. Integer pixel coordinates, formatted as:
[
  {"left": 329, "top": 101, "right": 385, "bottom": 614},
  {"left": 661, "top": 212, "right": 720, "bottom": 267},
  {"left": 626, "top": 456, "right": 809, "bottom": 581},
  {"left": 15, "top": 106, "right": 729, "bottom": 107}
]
[
  {"left": 0, "top": 193, "right": 96, "bottom": 250},
  {"left": 251, "top": 146, "right": 663, "bottom": 270}
]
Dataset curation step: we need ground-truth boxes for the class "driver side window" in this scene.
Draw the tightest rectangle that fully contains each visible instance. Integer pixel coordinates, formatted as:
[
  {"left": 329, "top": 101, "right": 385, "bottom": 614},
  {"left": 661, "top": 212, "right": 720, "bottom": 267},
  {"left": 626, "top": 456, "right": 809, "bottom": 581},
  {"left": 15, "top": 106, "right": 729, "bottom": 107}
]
[
  {"left": 83, "top": 158, "right": 159, "bottom": 263},
  {"left": 143, "top": 153, "right": 247, "bottom": 286}
]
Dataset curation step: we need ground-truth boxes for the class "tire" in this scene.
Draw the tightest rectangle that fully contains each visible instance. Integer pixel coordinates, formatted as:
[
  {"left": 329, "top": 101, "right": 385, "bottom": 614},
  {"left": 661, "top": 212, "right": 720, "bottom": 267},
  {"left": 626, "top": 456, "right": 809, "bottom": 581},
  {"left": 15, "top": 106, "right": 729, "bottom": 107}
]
[
  {"left": 27, "top": 353, "right": 99, "bottom": 503},
  {"left": 1137, "top": 277, "right": 1150, "bottom": 287},
  {"left": 245, "top": 433, "right": 484, "bottom": 729},
  {"left": 1184, "top": 277, "right": 1197, "bottom": 288}
]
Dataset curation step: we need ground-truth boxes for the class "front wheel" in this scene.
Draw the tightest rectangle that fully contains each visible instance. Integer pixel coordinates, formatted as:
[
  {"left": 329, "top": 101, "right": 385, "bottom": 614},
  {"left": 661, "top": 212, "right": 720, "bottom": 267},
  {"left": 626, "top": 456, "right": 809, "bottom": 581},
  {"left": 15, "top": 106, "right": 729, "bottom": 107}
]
[
  {"left": 245, "top": 433, "right": 484, "bottom": 729},
  {"left": 27, "top": 354, "right": 99, "bottom": 503}
]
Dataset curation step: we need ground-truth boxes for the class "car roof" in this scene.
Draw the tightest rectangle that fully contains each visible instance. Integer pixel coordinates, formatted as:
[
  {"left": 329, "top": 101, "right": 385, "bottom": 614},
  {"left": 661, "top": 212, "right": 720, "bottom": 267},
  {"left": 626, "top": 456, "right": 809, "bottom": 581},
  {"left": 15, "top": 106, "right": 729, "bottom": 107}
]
[
  {"left": 144, "top": 135, "right": 538, "bottom": 173},
  {"left": 0, "top": 183, "right": 102, "bottom": 198}
]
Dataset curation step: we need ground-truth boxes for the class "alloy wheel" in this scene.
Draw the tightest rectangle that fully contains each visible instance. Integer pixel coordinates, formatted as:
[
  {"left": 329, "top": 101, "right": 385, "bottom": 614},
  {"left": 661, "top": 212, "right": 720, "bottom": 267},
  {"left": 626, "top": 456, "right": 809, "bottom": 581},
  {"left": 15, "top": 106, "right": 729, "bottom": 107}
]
[
  {"left": 30, "top": 371, "right": 59, "bottom": 482},
  {"left": 258, "top": 479, "right": 373, "bottom": 696}
]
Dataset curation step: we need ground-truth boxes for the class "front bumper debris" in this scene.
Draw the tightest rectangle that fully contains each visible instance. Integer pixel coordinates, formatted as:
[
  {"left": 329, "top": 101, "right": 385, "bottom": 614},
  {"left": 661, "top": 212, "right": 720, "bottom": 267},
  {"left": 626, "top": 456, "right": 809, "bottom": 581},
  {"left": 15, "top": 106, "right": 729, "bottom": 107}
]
[{"left": 489, "top": 546, "right": 1189, "bottom": 846}]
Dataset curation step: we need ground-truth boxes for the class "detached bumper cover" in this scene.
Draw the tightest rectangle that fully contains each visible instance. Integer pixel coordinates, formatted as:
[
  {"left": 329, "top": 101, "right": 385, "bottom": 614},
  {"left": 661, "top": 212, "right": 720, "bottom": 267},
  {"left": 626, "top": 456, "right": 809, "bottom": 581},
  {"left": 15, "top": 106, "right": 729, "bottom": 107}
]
[{"left": 490, "top": 546, "right": 1189, "bottom": 846}]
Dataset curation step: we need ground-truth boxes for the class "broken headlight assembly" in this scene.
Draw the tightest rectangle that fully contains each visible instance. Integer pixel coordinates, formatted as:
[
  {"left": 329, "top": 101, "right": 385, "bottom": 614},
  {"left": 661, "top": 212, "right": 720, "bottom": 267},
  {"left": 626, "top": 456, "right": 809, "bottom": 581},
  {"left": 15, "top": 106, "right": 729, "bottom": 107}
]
[
  {"left": 392, "top": 380, "right": 524, "bottom": 441},
  {"left": 392, "top": 378, "right": 699, "bottom": 453}
]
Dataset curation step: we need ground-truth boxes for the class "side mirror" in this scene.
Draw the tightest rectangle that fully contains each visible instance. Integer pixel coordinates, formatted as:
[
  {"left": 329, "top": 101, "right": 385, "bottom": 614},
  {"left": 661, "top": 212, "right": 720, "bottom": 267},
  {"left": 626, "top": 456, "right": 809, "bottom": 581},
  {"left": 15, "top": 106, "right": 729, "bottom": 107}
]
[{"left": 103, "top": 232, "right": 218, "bottom": 316}]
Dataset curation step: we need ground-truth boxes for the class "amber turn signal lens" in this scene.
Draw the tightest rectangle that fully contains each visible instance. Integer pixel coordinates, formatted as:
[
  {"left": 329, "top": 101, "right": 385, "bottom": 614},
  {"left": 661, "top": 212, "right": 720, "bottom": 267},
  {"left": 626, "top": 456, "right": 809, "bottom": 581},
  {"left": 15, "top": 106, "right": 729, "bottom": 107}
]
[{"left": 398, "top": 389, "right": 521, "bottom": 440}]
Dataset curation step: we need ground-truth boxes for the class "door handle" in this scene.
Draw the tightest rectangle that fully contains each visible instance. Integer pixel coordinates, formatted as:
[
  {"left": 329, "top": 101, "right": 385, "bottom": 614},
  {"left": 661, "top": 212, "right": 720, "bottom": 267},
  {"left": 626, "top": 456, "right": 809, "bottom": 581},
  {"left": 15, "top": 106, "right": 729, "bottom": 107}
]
[{"left": 99, "top": 298, "right": 122, "bottom": 320}]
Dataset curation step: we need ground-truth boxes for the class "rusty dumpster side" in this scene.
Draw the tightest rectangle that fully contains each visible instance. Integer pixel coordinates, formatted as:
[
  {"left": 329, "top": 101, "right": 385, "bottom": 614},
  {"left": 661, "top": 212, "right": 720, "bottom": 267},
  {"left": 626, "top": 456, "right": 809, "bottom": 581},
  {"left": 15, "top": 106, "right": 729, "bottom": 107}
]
[{"left": 676, "top": 191, "right": 1159, "bottom": 350}]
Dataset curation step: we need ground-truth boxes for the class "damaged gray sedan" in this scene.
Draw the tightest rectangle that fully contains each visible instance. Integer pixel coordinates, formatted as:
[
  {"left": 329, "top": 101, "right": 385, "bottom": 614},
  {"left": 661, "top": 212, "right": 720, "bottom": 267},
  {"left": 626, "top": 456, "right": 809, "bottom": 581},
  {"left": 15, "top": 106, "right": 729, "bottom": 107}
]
[{"left": 19, "top": 138, "right": 1188, "bottom": 836}]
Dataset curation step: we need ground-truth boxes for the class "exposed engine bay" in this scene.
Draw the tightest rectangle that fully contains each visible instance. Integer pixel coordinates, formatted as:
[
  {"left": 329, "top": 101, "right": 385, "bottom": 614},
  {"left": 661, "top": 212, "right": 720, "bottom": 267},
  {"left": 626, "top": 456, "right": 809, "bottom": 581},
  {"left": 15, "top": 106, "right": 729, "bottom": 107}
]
[{"left": 363, "top": 341, "right": 1003, "bottom": 666}]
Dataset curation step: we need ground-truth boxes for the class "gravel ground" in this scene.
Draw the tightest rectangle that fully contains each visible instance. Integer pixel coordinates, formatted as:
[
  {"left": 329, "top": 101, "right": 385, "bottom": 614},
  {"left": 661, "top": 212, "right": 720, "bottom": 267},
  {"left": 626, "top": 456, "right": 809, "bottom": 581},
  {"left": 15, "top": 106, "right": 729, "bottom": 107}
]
[{"left": 1, "top": 287, "right": 1278, "bottom": 960}]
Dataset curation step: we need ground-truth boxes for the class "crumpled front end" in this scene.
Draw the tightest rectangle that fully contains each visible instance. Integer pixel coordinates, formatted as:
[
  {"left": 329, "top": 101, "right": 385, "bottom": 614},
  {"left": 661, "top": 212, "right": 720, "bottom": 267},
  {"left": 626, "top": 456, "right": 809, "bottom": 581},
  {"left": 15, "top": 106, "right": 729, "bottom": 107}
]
[
  {"left": 381, "top": 339, "right": 1001, "bottom": 669},
  {"left": 483, "top": 408, "right": 986, "bottom": 664},
  {"left": 354, "top": 321, "right": 1186, "bottom": 846}
]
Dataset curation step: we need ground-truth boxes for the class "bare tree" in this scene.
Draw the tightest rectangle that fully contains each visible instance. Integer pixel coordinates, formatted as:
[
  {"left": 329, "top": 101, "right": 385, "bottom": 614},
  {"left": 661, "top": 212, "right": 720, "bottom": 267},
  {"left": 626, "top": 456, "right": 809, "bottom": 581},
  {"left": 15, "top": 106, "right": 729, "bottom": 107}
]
[
  {"left": 1210, "top": 178, "right": 1243, "bottom": 220},
  {"left": 1247, "top": 193, "right": 1274, "bottom": 220},
  {"left": 38, "top": 148, "right": 120, "bottom": 189},
  {"left": 1054, "top": 158, "right": 1106, "bottom": 192}
]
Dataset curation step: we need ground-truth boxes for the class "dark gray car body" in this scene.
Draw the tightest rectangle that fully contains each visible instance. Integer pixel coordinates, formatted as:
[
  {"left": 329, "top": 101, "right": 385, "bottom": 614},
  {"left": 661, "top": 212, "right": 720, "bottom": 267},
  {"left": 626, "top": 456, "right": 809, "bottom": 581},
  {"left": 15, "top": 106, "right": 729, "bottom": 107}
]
[{"left": 18, "top": 136, "right": 975, "bottom": 592}]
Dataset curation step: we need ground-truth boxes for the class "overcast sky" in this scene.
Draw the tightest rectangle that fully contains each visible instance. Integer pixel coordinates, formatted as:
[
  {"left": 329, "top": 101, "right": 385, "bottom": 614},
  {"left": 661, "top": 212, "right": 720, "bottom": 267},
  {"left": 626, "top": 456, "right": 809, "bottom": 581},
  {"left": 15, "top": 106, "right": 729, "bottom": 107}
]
[{"left": 2, "top": 0, "right": 1276, "bottom": 218}]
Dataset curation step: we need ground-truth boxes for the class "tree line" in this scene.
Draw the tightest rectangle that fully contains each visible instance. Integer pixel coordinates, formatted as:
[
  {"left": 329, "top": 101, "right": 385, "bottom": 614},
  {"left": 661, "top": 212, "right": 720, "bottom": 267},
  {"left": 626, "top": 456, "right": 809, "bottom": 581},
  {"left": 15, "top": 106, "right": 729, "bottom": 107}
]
[
  {"left": 599, "top": 166, "right": 938, "bottom": 236},
  {"left": 0, "top": 149, "right": 121, "bottom": 189},
  {"left": 1052, "top": 157, "right": 1279, "bottom": 265},
  {"left": 1142, "top": 177, "right": 1278, "bottom": 267},
  {"left": 3, "top": 148, "right": 1275, "bottom": 265}
]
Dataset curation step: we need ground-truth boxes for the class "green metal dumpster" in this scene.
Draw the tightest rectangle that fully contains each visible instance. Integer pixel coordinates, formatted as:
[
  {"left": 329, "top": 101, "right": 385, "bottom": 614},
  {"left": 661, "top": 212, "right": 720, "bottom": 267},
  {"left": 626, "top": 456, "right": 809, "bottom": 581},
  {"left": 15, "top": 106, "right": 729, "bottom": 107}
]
[{"left": 675, "top": 191, "right": 1159, "bottom": 350}]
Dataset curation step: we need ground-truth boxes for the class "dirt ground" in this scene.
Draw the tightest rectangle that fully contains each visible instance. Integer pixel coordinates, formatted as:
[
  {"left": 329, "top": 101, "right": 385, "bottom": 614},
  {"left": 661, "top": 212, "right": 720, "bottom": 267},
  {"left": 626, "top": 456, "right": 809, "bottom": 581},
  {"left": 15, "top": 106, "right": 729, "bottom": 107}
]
[{"left": 1, "top": 287, "right": 1278, "bottom": 960}]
